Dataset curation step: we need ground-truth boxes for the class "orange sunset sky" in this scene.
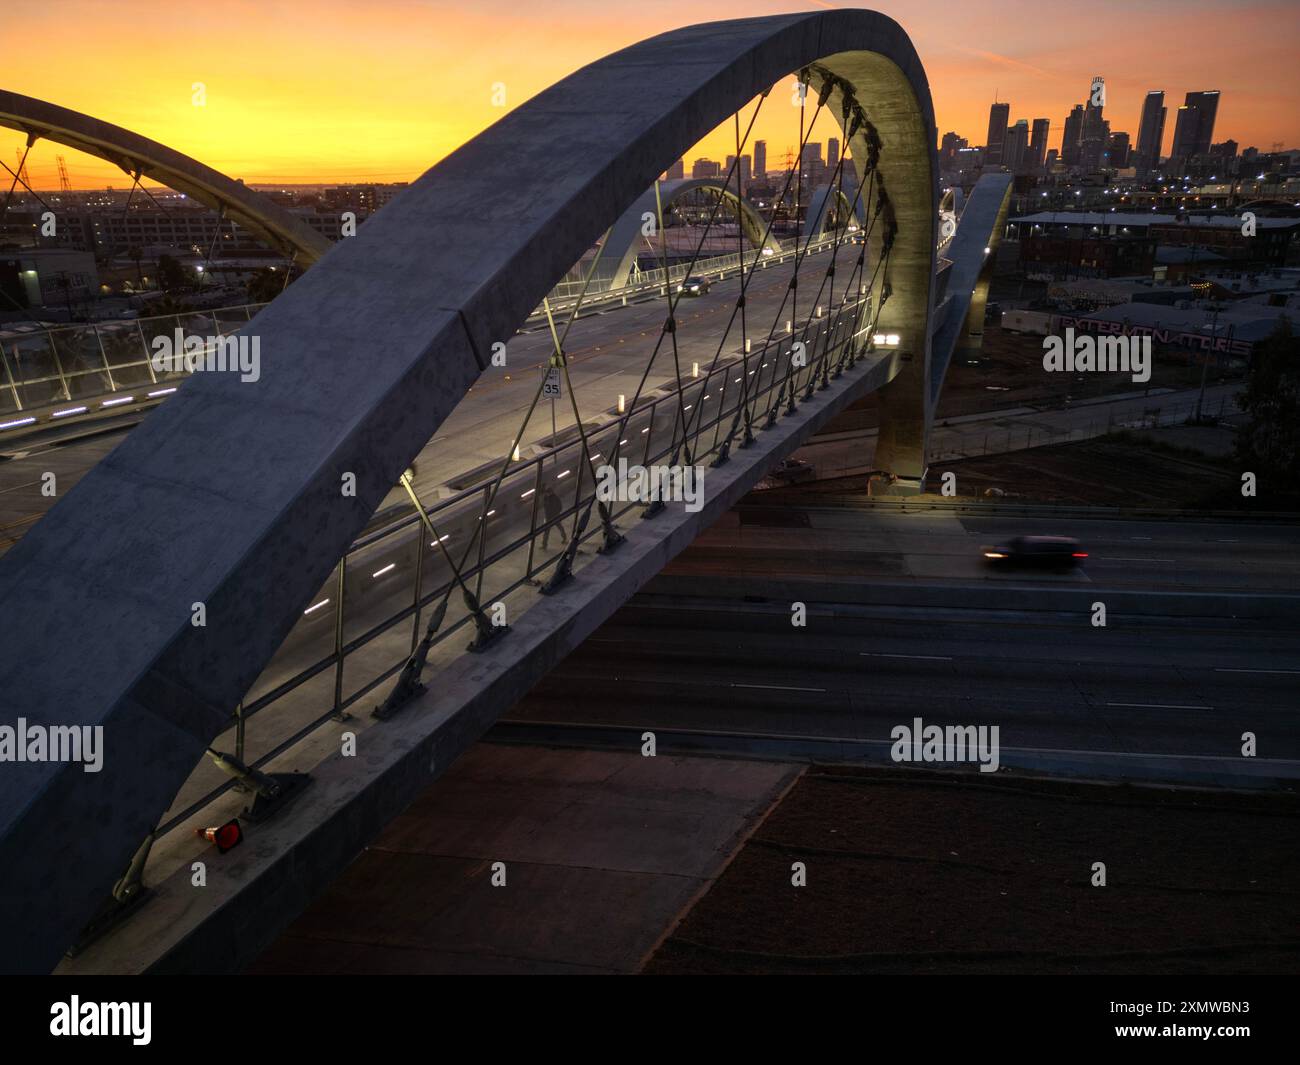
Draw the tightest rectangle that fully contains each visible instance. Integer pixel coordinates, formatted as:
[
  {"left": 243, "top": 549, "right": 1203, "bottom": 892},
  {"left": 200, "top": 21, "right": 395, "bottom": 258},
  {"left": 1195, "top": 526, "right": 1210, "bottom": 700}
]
[{"left": 2, "top": 0, "right": 1297, "bottom": 190}]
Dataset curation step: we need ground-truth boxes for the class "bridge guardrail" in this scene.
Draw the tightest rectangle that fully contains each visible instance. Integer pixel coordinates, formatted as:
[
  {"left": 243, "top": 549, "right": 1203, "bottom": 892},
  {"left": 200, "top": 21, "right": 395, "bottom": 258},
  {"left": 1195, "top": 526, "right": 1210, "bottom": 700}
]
[{"left": 153, "top": 292, "right": 880, "bottom": 834}]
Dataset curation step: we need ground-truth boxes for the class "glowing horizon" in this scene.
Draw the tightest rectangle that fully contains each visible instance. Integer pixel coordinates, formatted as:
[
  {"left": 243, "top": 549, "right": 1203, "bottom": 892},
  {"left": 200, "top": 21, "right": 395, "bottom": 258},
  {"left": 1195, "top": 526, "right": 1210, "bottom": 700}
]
[{"left": 3, "top": 0, "right": 1296, "bottom": 191}]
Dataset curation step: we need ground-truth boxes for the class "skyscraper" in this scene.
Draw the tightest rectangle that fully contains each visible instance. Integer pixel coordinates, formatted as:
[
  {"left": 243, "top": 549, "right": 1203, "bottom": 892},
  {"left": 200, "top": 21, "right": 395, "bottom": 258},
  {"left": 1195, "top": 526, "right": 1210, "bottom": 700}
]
[
  {"left": 1003, "top": 120, "right": 1029, "bottom": 173},
  {"left": 753, "top": 140, "right": 767, "bottom": 181},
  {"left": 1107, "top": 131, "right": 1131, "bottom": 169},
  {"left": 1061, "top": 105, "right": 1085, "bottom": 166},
  {"left": 939, "top": 131, "right": 968, "bottom": 166},
  {"left": 827, "top": 137, "right": 840, "bottom": 171},
  {"left": 1029, "top": 119, "right": 1050, "bottom": 170},
  {"left": 985, "top": 101, "right": 1010, "bottom": 165},
  {"left": 1171, "top": 91, "right": 1220, "bottom": 161},
  {"left": 667, "top": 157, "right": 685, "bottom": 180},
  {"left": 1078, "top": 76, "right": 1109, "bottom": 171},
  {"left": 1135, "top": 91, "right": 1167, "bottom": 172}
]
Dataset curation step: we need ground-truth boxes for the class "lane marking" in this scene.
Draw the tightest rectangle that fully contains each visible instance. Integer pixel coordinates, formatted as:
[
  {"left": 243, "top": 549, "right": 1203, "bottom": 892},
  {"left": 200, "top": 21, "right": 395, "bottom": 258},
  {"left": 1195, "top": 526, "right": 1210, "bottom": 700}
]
[
  {"left": 1106, "top": 701, "right": 1212, "bottom": 710},
  {"left": 1214, "top": 667, "right": 1300, "bottom": 675},
  {"left": 860, "top": 652, "right": 953, "bottom": 661},
  {"left": 731, "top": 683, "right": 826, "bottom": 693}
]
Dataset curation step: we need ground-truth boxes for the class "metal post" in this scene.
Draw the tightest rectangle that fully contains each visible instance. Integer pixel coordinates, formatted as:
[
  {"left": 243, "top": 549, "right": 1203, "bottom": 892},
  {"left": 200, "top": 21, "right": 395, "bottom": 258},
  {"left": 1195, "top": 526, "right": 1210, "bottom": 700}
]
[
  {"left": 45, "top": 330, "right": 72, "bottom": 402},
  {"left": 410, "top": 530, "right": 425, "bottom": 654},
  {"left": 94, "top": 325, "right": 117, "bottom": 394},
  {"left": 0, "top": 340, "right": 22, "bottom": 411},
  {"left": 332, "top": 559, "right": 347, "bottom": 720},
  {"left": 136, "top": 320, "right": 158, "bottom": 384},
  {"left": 526, "top": 458, "right": 542, "bottom": 577}
]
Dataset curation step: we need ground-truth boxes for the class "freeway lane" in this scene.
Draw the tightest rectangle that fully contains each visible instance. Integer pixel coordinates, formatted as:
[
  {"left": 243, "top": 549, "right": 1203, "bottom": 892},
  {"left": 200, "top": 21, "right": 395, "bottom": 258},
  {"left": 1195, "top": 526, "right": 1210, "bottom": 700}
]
[
  {"left": 673, "top": 506, "right": 1300, "bottom": 593},
  {"left": 505, "top": 607, "right": 1298, "bottom": 755},
  {"left": 495, "top": 505, "right": 1300, "bottom": 778}
]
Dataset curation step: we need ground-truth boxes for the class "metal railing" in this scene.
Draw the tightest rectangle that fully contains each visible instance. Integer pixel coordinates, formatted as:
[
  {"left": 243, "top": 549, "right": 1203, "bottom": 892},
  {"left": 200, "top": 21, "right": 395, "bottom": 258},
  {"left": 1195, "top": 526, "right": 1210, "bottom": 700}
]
[
  {"left": 0, "top": 238, "right": 842, "bottom": 429},
  {"left": 539, "top": 233, "right": 840, "bottom": 310},
  {"left": 0, "top": 303, "right": 269, "bottom": 420},
  {"left": 154, "top": 291, "right": 881, "bottom": 833}
]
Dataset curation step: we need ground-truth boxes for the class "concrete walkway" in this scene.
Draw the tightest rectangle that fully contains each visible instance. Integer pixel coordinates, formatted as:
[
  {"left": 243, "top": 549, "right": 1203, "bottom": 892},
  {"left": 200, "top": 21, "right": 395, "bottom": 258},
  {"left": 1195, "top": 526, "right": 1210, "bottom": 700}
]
[{"left": 246, "top": 744, "right": 797, "bottom": 974}]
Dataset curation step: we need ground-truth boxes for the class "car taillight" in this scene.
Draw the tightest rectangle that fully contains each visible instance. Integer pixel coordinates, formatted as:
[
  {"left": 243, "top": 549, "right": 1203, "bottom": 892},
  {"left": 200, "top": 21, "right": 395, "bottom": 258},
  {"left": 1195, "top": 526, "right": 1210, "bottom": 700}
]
[{"left": 1073, "top": 552, "right": 1088, "bottom": 558}]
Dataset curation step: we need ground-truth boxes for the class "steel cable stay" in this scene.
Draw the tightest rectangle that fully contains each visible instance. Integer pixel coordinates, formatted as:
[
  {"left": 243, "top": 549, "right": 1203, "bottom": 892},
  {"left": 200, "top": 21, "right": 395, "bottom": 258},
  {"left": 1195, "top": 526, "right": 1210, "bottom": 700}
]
[
  {"left": 689, "top": 129, "right": 866, "bottom": 460},
  {"left": 372, "top": 228, "right": 620, "bottom": 709},
  {"left": 372, "top": 70, "right": 891, "bottom": 712},
  {"left": 1, "top": 133, "right": 38, "bottom": 219},
  {"left": 654, "top": 78, "right": 836, "bottom": 475},
  {"left": 647, "top": 88, "right": 771, "bottom": 483},
  {"left": 372, "top": 471, "right": 499, "bottom": 717},
  {"left": 782, "top": 140, "right": 879, "bottom": 405},
  {"left": 451, "top": 245, "right": 612, "bottom": 603},
  {"left": 567, "top": 89, "right": 778, "bottom": 525},
  {"left": 703, "top": 80, "right": 851, "bottom": 460},
  {"left": 727, "top": 106, "right": 862, "bottom": 431}
]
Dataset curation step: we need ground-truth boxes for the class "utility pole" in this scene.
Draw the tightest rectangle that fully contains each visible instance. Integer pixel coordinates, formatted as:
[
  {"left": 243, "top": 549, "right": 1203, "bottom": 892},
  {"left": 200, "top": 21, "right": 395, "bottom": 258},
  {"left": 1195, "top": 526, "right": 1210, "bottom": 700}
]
[{"left": 1195, "top": 302, "right": 1219, "bottom": 423}]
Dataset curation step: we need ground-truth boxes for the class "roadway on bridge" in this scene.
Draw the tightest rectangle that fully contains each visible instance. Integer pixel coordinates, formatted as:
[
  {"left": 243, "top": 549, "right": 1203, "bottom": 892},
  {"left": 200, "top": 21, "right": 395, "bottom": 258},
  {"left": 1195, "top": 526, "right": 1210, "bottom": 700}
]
[
  {"left": 495, "top": 505, "right": 1300, "bottom": 779},
  {"left": 0, "top": 244, "right": 847, "bottom": 554}
]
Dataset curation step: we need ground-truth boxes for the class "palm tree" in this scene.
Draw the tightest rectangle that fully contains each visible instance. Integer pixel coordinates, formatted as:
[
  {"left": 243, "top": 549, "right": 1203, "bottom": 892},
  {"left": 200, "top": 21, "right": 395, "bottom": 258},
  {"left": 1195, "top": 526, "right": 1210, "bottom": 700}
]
[{"left": 127, "top": 246, "right": 145, "bottom": 290}]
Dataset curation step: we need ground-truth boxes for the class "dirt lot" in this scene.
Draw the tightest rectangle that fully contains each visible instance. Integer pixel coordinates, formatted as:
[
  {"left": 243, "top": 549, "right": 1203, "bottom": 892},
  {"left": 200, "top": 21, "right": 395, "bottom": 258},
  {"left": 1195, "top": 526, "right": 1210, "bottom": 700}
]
[
  {"left": 928, "top": 434, "right": 1252, "bottom": 509},
  {"left": 644, "top": 766, "right": 1300, "bottom": 975}
]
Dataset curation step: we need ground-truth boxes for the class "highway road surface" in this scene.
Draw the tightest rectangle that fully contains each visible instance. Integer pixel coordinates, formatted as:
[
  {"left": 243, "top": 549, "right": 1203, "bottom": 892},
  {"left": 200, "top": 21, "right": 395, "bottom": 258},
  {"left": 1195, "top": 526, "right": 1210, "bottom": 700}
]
[{"left": 495, "top": 505, "right": 1300, "bottom": 781}]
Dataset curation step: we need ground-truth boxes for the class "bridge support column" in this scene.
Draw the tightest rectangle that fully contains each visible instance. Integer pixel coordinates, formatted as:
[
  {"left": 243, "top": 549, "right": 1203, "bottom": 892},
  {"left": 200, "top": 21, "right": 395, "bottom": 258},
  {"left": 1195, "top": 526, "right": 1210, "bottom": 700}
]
[
  {"left": 957, "top": 254, "right": 996, "bottom": 359},
  {"left": 872, "top": 357, "right": 928, "bottom": 495}
]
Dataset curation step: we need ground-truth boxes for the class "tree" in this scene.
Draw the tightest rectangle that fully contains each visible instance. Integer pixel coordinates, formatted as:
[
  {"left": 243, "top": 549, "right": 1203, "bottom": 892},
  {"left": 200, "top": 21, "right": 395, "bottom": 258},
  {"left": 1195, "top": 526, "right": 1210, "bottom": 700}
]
[
  {"left": 1234, "top": 318, "right": 1300, "bottom": 492},
  {"left": 156, "top": 253, "right": 189, "bottom": 293},
  {"left": 126, "top": 246, "right": 145, "bottom": 290},
  {"left": 246, "top": 266, "right": 292, "bottom": 304}
]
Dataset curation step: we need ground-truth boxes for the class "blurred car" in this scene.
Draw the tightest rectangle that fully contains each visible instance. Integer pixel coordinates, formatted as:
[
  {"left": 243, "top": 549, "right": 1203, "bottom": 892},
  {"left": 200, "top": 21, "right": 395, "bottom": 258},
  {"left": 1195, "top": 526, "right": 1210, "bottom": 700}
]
[
  {"left": 676, "top": 276, "right": 711, "bottom": 296},
  {"left": 982, "top": 535, "right": 1087, "bottom": 569}
]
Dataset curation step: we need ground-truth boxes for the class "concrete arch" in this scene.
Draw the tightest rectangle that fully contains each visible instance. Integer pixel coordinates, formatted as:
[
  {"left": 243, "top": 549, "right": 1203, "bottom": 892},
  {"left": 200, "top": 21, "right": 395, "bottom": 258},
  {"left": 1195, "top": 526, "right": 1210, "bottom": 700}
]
[
  {"left": 0, "top": 10, "right": 937, "bottom": 971},
  {"left": 597, "top": 178, "right": 782, "bottom": 289},
  {"left": 0, "top": 89, "right": 332, "bottom": 264},
  {"left": 930, "top": 173, "right": 1015, "bottom": 404},
  {"left": 801, "top": 183, "right": 866, "bottom": 241}
]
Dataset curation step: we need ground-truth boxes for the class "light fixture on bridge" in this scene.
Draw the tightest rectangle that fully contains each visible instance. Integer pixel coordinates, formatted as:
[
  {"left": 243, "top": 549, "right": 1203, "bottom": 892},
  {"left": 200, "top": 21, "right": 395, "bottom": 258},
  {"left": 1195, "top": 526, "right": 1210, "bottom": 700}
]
[
  {"left": 617, "top": 394, "right": 625, "bottom": 413},
  {"left": 872, "top": 333, "right": 901, "bottom": 347}
]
